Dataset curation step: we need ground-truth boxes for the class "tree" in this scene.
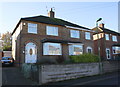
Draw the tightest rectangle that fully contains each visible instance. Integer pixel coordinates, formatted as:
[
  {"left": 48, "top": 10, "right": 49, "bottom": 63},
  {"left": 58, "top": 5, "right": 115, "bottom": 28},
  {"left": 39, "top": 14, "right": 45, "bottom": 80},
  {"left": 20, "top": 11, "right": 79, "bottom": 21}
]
[{"left": 1, "top": 31, "right": 12, "bottom": 51}]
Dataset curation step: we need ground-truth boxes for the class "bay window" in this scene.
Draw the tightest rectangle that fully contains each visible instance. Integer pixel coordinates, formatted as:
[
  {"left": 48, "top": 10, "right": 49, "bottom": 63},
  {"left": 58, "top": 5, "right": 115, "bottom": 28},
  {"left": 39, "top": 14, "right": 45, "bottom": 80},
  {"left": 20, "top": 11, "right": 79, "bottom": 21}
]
[
  {"left": 43, "top": 43, "right": 61, "bottom": 55},
  {"left": 69, "top": 44, "right": 83, "bottom": 55}
]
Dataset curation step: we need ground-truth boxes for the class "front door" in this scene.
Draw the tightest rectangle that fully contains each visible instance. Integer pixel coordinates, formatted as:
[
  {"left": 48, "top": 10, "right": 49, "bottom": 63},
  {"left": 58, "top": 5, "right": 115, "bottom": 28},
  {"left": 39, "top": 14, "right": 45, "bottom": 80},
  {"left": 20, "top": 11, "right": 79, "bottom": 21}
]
[
  {"left": 106, "top": 48, "right": 111, "bottom": 59},
  {"left": 25, "top": 42, "right": 37, "bottom": 63}
]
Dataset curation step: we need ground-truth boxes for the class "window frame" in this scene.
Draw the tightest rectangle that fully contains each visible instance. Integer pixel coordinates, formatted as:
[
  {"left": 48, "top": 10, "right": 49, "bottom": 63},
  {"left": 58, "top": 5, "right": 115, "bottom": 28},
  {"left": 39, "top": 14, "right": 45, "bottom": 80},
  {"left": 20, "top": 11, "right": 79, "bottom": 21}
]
[
  {"left": 112, "top": 35, "right": 117, "bottom": 42},
  {"left": 28, "top": 23, "right": 37, "bottom": 34},
  {"left": 105, "top": 34, "right": 109, "bottom": 40},
  {"left": 86, "top": 46, "right": 92, "bottom": 53},
  {"left": 69, "top": 44, "right": 83, "bottom": 55},
  {"left": 46, "top": 26, "right": 58, "bottom": 36},
  {"left": 43, "top": 42, "right": 62, "bottom": 55},
  {"left": 70, "top": 30, "right": 80, "bottom": 38},
  {"left": 85, "top": 32, "right": 91, "bottom": 40}
]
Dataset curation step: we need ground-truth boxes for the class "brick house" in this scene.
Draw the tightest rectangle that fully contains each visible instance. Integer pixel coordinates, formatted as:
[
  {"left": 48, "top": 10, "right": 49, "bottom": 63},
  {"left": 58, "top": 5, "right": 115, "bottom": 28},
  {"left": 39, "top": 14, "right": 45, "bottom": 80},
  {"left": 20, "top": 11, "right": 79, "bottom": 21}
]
[
  {"left": 92, "top": 23, "right": 120, "bottom": 61},
  {"left": 12, "top": 9, "right": 94, "bottom": 66}
]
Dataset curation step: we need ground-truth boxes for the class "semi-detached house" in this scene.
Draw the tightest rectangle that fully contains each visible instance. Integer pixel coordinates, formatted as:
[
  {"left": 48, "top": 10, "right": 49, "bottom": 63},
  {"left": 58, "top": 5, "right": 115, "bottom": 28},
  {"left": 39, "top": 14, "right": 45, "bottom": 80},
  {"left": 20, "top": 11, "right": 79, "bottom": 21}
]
[{"left": 12, "top": 9, "right": 94, "bottom": 66}]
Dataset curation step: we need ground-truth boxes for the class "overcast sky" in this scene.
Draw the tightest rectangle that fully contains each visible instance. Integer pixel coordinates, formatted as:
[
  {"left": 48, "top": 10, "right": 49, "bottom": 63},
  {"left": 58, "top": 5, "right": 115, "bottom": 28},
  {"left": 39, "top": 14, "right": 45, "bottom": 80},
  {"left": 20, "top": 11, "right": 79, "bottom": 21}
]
[{"left": 0, "top": 1, "right": 118, "bottom": 34}]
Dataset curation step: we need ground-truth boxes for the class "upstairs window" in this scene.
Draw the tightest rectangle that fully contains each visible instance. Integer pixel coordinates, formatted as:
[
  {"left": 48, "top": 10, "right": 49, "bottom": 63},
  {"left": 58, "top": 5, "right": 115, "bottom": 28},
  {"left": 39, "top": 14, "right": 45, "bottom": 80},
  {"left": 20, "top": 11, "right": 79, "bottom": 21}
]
[
  {"left": 85, "top": 32, "right": 91, "bottom": 40},
  {"left": 112, "top": 35, "right": 117, "bottom": 42},
  {"left": 105, "top": 34, "right": 109, "bottom": 40},
  {"left": 70, "top": 30, "right": 80, "bottom": 38},
  {"left": 28, "top": 23, "right": 37, "bottom": 34},
  {"left": 46, "top": 26, "right": 58, "bottom": 36}
]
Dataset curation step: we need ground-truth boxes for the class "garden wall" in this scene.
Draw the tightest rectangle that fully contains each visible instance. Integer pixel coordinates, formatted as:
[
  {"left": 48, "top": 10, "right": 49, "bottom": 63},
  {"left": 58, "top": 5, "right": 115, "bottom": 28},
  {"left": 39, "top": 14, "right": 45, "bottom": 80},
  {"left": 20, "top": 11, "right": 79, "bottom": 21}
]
[
  {"left": 39, "top": 63, "right": 99, "bottom": 84},
  {"left": 102, "top": 61, "right": 120, "bottom": 73},
  {"left": 22, "top": 63, "right": 100, "bottom": 84}
]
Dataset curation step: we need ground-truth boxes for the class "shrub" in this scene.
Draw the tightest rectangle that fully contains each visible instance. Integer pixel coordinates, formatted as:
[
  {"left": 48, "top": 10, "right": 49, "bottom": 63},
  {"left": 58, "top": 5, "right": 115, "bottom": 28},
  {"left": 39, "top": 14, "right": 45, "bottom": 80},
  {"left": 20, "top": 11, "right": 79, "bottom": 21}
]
[{"left": 69, "top": 53, "right": 100, "bottom": 63}]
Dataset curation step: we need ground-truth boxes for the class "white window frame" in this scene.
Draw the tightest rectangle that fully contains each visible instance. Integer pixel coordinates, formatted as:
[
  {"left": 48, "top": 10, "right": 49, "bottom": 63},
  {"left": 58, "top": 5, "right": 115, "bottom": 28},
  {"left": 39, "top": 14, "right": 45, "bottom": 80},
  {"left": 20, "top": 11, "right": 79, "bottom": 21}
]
[
  {"left": 69, "top": 44, "right": 83, "bottom": 55},
  {"left": 85, "top": 32, "right": 91, "bottom": 40},
  {"left": 70, "top": 30, "right": 80, "bottom": 38},
  {"left": 86, "top": 46, "right": 92, "bottom": 53},
  {"left": 112, "top": 35, "right": 117, "bottom": 42},
  {"left": 105, "top": 34, "right": 109, "bottom": 40},
  {"left": 112, "top": 46, "right": 120, "bottom": 54},
  {"left": 28, "top": 23, "right": 37, "bottom": 34},
  {"left": 46, "top": 26, "right": 58, "bottom": 36},
  {"left": 106, "top": 48, "right": 111, "bottom": 59},
  {"left": 43, "top": 42, "right": 62, "bottom": 55}
]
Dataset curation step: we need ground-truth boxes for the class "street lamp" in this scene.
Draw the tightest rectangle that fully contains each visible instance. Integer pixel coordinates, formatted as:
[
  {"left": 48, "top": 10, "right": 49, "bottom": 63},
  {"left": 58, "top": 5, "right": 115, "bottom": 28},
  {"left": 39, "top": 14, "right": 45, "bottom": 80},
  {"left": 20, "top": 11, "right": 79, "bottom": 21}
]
[{"left": 96, "top": 18, "right": 102, "bottom": 74}]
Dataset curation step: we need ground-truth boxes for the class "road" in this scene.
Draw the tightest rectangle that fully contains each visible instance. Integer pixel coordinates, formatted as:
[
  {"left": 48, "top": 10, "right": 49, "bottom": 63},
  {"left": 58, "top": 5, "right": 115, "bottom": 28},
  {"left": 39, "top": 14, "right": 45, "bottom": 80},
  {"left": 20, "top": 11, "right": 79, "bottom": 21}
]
[{"left": 2, "top": 66, "right": 120, "bottom": 87}]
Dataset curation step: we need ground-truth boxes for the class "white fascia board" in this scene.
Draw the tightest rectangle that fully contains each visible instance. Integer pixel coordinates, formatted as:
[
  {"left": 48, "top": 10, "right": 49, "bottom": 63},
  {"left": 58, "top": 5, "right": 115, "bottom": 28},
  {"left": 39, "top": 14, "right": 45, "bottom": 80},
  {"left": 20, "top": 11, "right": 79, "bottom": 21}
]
[{"left": 65, "top": 25, "right": 95, "bottom": 32}]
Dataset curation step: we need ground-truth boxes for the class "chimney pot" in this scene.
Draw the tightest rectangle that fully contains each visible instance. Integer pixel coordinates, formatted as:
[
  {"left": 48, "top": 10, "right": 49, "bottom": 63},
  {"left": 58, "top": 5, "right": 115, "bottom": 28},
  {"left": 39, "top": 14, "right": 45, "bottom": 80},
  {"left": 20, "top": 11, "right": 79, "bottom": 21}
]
[
  {"left": 48, "top": 8, "right": 55, "bottom": 18},
  {"left": 99, "top": 23, "right": 104, "bottom": 28}
]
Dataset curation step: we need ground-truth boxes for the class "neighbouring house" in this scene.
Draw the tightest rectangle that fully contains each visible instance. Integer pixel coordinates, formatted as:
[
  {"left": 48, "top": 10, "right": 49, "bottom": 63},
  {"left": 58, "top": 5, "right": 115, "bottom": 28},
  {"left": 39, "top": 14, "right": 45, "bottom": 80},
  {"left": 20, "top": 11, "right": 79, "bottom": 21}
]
[
  {"left": 12, "top": 9, "right": 94, "bottom": 66},
  {"left": 92, "top": 23, "right": 120, "bottom": 61}
]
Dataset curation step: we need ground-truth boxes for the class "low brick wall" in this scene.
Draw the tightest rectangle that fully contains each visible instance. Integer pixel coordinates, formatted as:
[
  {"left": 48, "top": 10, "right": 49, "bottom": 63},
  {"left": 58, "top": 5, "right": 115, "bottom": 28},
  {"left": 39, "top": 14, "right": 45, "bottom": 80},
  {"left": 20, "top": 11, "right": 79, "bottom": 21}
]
[
  {"left": 22, "top": 63, "right": 100, "bottom": 84},
  {"left": 22, "top": 61, "right": 120, "bottom": 85},
  {"left": 39, "top": 63, "right": 99, "bottom": 84},
  {"left": 102, "top": 61, "right": 120, "bottom": 73}
]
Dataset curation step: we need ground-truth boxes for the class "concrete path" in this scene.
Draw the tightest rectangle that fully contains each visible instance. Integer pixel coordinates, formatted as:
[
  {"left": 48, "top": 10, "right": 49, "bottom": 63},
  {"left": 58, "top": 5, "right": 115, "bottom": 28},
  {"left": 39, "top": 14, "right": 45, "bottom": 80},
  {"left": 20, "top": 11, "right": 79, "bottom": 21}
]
[{"left": 2, "top": 66, "right": 38, "bottom": 86}]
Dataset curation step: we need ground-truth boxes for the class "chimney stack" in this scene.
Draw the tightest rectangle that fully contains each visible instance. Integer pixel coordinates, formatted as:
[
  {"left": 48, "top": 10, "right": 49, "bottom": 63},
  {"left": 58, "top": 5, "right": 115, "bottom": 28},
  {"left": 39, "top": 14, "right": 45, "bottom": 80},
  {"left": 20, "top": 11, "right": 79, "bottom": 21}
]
[
  {"left": 48, "top": 8, "right": 55, "bottom": 18},
  {"left": 99, "top": 23, "right": 105, "bottom": 28}
]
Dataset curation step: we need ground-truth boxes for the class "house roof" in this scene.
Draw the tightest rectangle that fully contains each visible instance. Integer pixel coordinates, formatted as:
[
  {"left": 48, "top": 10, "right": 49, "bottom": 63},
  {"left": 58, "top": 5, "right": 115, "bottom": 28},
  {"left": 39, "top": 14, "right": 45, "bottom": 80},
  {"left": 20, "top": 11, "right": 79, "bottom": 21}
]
[
  {"left": 12, "top": 15, "right": 90, "bottom": 35},
  {"left": 92, "top": 27, "right": 120, "bottom": 36}
]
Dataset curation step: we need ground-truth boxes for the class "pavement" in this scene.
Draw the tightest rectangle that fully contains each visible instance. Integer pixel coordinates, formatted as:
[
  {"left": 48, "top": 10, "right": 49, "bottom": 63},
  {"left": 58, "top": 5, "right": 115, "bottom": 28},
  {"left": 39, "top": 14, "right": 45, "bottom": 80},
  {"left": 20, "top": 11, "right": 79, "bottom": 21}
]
[{"left": 2, "top": 66, "right": 37, "bottom": 86}]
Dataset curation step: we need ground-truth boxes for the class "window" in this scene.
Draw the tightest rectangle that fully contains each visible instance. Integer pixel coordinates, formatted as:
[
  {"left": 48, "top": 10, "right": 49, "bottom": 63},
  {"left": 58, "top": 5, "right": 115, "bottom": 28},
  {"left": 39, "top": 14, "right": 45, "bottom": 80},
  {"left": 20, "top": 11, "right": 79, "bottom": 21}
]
[
  {"left": 112, "top": 46, "right": 120, "bottom": 54},
  {"left": 69, "top": 44, "right": 83, "bottom": 55},
  {"left": 28, "top": 23, "right": 37, "bottom": 34},
  {"left": 112, "top": 35, "right": 117, "bottom": 42},
  {"left": 105, "top": 34, "right": 109, "bottom": 40},
  {"left": 43, "top": 43, "right": 61, "bottom": 55},
  {"left": 85, "top": 32, "right": 91, "bottom": 40},
  {"left": 70, "top": 30, "right": 80, "bottom": 38},
  {"left": 106, "top": 48, "right": 111, "bottom": 59},
  {"left": 86, "top": 46, "right": 92, "bottom": 53},
  {"left": 46, "top": 26, "right": 58, "bottom": 36}
]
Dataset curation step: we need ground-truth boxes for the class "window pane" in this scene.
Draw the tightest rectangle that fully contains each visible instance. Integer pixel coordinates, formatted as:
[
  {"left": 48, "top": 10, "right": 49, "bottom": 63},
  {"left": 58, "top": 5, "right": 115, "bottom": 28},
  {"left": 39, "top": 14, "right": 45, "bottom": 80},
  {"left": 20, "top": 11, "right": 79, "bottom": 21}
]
[
  {"left": 69, "top": 44, "right": 83, "bottom": 55},
  {"left": 70, "top": 30, "right": 80, "bottom": 38},
  {"left": 46, "top": 26, "right": 58, "bottom": 36},
  {"left": 112, "top": 46, "right": 120, "bottom": 54},
  {"left": 105, "top": 34, "right": 109, "bottom": 40},
  {"left": 85, "top": 32, "right": 91, "bottom": 40},
  {"left": 28, "top": 23, "right": 37, "bottom": 34},
  {"left": 43, "top": 43, "right": 61, "bottom": 55},
  {"left": 112, "top": 36, "right": 117, "bottom": 41}
]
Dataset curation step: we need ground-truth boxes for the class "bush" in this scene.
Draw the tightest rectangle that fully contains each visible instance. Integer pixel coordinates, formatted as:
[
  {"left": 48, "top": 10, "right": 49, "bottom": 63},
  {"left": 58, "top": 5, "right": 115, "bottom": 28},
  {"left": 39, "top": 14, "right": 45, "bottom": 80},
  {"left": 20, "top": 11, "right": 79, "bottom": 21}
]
[{"left": 69, "top": 53, "right": 100, "bottom": 63}]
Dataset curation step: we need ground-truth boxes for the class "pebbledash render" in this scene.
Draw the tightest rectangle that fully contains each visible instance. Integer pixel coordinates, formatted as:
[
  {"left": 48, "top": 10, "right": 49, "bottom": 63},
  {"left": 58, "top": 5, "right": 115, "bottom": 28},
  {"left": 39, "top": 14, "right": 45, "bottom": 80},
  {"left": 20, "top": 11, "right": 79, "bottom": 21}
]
[{"left": 11, "top": 9, "right": 94, "bottom": 66}]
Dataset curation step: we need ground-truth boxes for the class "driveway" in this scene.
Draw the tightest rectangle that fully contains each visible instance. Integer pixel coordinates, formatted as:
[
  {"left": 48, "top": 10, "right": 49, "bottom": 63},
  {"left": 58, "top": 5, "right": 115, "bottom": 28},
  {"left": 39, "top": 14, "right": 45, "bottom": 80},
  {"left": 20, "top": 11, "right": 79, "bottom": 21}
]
[{"left": 2, "top": 66, "right": 38, "bottom": 86}]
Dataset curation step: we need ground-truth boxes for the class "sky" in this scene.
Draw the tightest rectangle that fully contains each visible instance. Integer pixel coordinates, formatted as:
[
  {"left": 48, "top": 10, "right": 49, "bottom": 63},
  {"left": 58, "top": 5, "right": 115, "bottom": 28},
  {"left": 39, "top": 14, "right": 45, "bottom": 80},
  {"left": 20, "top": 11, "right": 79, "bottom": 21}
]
[{"left": 0, "top": 1, "right": 119, "bottom": 34}]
